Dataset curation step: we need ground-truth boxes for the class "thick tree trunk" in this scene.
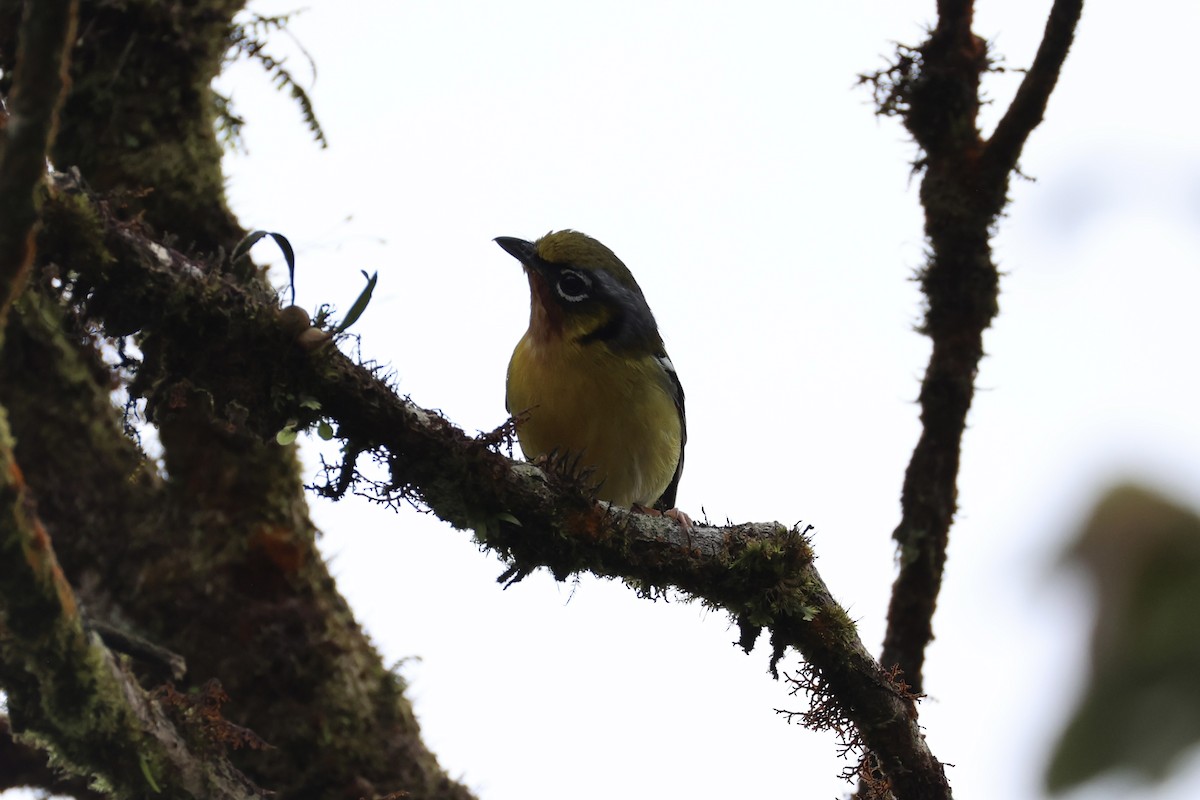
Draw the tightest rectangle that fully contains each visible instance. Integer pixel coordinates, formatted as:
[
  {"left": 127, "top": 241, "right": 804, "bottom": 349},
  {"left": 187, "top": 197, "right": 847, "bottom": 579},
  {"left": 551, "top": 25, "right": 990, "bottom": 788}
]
[{"left": 0, "top": 2, "right": 472, "bottom": 797}]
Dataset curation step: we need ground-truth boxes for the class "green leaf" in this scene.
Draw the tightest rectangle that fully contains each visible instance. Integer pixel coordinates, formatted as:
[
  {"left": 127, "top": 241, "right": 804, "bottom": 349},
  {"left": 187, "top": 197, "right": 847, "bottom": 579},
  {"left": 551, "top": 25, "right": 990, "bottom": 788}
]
[
  {"left": 1046, "top": 484, "right": 1200, "bottom": 793},
  {"left": 332, "top": 270, "right": 378, "bottom": 334},
  {"left": 231, "top": 230, "right": 269, "bottom": 264},
  {"left": 139, "top": 753, "right": 161, "bottom": 793},
  {"left": 276, "top": 421, "right": 299, "bottom": 445},
  {"left": 298, "top": 396, "right": 322, "bottom": 411},
  {"left": 230, "top": 230, "right": 297, "bottom": 304},
  {"left": 269, "top": 232, "right": 297, "bottom": 305},
  {"left": 317, "top": 420, "right": 334, "bottom": 440}
]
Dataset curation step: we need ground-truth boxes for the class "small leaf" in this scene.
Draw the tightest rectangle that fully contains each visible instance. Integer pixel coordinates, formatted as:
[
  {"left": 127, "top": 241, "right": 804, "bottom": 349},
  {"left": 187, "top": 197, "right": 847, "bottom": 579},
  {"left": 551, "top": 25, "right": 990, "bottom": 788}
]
[
  {"left": 139, "top": 753, "right": 161, "bottom": 793},
  {"left": 317, "top": 420, "right": 334, "bottom": 440},
  {"left": 230, "top": 230, "right": 298, "bottom": 304},
  {"left": 231, "top": 230, "right": 269, "bottom": 264},
  {"left": 465, "top": 512, "right": 488, "bottom": 537},
  {"left": 268, "top": 232, "right": 297, "bottom": 305},
  {"left": 298, "top": 396, "right": 322, "bottom": 411},
  {"left": 276, "top": 424, "right": 298, "bottom": 445},
  {"left": 496, "top": 512, "right": 522, "bottom": 527},
  {"left": 332, "top": 270, "right": 378, "bottom": 334}
]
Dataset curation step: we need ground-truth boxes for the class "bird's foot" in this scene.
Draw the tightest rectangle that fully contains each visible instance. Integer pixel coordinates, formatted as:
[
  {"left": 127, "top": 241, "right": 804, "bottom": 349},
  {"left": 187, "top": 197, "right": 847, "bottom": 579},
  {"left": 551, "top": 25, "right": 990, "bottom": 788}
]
[
  {"left": 663, "top": 507, "right": 693, "bottom": 531},
  {"left": 631, "top": 504, "right": 693, "bottom": 533}
]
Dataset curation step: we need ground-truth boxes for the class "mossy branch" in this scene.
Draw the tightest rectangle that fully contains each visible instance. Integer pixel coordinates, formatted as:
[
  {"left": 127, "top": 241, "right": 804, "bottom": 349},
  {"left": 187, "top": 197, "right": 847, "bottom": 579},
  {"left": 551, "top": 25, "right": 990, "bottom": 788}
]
[
  {"left": 0, "top": 0, "right": 77, "bottom": 323},
  {"left": 45, "top": 176, "right": 951, "bottom": 800},
  {"left": 0, "top": 715, "right": 107, "bottom": 798}
]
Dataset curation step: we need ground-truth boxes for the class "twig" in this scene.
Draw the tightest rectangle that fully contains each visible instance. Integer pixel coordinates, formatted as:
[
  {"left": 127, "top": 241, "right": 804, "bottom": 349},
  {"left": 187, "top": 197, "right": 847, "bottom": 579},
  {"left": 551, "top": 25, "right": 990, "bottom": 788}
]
[
  {"left": 986, "top": 0, "right": 1085, "bottom": 173},
  {"left": 90, "top": 618, "right": 188, "bottom": 681}
]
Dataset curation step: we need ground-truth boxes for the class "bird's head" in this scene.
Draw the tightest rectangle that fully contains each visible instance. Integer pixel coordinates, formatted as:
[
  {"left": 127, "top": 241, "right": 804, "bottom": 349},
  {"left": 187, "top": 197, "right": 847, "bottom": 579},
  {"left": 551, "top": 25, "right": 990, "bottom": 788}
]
[{"left": 496, "top": 230, "right": 664, "bottom": 354}]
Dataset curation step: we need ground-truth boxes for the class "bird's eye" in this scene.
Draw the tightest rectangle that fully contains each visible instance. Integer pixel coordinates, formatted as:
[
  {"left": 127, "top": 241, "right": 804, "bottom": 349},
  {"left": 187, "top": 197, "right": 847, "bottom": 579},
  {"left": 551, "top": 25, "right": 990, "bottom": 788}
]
[{"left": 556, "top": 270, "right": 591, "bottom": 302}]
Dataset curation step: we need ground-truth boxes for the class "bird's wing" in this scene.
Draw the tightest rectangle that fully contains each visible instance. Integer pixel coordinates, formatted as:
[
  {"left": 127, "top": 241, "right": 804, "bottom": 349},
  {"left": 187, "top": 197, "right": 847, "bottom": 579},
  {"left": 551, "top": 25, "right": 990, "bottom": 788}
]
[{"left": 653, "top": 353, "right": 686, "bottom": 511}]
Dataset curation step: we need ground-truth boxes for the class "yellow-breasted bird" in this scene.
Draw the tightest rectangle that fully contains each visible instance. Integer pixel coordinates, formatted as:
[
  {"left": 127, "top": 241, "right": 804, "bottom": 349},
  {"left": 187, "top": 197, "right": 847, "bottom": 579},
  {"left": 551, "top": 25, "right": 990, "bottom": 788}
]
[{"left": 497, "top": 230, "right": 686, "bottom": 513}]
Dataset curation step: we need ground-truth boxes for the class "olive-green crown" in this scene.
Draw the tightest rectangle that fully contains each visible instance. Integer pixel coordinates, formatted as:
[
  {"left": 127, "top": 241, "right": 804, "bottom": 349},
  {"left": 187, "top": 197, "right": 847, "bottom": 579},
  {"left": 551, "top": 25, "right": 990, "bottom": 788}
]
[{"left": 534, "top": 230, "right": 641, "bottom": 293}]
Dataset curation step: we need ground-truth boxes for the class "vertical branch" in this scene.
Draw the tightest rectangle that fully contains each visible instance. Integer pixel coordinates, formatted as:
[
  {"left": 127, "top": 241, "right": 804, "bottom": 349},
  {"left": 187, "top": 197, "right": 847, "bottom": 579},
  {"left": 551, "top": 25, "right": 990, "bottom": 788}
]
[
  {"left": 0, "top": 0, "right": 78, "bottom": 323},
  {"left": 877, "top": 0, "right": 991, "bottom": 695},
  {"left": 875, "top": 0, "right": 1084, "bottom": 693}
]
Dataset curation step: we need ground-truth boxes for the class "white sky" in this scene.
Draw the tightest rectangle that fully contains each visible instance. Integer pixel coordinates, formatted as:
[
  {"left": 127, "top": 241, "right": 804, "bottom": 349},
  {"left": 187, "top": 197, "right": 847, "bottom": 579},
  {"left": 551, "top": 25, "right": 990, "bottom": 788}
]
[{"left": 14, "top": 2, "right": 1200, "bottom": 800}]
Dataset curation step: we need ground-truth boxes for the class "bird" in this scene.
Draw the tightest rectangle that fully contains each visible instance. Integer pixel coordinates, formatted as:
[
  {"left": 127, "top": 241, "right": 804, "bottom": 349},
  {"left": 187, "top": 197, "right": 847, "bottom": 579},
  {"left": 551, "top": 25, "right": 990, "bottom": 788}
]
[{"left": 496, "top": 230, "right": 686, "bottom": 515}]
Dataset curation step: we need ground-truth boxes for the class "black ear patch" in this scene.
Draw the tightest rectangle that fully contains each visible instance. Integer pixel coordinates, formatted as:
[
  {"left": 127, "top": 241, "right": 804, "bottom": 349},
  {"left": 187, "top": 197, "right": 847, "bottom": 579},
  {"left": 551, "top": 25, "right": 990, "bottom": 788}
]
[{"left": 555, "top": 269, "right": 592, "bottom": 302}]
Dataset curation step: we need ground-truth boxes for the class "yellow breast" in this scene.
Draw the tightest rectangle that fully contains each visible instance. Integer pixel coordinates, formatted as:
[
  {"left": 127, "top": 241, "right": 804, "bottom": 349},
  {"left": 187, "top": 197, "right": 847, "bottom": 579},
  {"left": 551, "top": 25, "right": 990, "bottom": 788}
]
[{"left": 506, "top": 332, "right": 682, "bottom": 508}]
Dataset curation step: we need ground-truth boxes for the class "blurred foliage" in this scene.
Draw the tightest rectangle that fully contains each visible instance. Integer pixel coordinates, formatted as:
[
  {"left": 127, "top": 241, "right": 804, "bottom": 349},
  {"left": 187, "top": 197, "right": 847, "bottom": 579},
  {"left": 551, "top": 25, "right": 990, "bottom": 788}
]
[
  {"left": 1047, "top": 484, "right": 1200, "bottom": 793},
  {"left": 220, "top": 11, "right": 327, "bottom": 150}
]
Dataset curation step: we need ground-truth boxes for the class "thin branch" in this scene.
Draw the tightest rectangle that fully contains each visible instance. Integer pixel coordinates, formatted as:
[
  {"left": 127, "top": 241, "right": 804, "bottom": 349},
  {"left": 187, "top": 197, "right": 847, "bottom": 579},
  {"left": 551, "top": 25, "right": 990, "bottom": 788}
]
[
  {"left": 878, "top": 0, "right": 992, "bottom": 697},
  {"left": 935, "top": 0, "right": 973, "bottom": 33},
  {"left": 935, "top": 0, "right": 971, "bottom": 17},
  {"left": 90, "top": 619, "right": 188, "bottom": 682},
  {"left": 51, "top": 179, "right": 951, "bottom": 800},
  {"left": 876, "top": 0, "right": 1083, "bottom": 700},
  {"left": 0, "top": 0, "right": 77, "bottom": 322},
  {"left": 985, "top": 0, "right": 1085, "bottom": 173}
]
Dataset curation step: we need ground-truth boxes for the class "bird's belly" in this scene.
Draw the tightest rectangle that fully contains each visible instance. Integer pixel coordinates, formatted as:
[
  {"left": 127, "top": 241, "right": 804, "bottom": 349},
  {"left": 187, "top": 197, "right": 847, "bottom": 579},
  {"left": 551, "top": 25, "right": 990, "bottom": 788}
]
[{"left": 507, "top": 338, "right": 681, "bottom": 508}]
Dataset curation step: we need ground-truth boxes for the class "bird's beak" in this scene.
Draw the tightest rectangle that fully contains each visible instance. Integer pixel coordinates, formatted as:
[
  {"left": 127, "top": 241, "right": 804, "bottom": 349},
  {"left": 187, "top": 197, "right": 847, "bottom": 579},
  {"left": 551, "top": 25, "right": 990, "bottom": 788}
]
[
  {"left": 495, "top": 236, "right": 537, "bottom": 267},
  {"left": 498, "top": 236, "right": 560, "bottom": 333}
]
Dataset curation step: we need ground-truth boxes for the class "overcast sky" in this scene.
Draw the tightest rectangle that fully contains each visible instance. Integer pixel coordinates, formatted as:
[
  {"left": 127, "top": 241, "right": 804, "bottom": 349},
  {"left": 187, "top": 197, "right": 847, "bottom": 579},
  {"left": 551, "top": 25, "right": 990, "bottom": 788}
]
[{"left": 190, "top": 2, "right": 1200, "bottom": 799}]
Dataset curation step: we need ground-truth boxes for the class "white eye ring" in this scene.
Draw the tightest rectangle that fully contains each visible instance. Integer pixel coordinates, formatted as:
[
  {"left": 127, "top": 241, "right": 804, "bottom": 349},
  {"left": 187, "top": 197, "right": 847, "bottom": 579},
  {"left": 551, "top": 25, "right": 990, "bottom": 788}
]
[{"left": 556, "top": 270, "right": 592, "bottom": 302}]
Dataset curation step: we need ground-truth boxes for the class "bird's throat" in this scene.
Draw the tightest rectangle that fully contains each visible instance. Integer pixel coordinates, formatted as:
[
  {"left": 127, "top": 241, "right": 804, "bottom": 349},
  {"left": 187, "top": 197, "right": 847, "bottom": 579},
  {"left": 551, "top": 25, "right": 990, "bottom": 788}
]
[{"left": 526, "top": 270, "right": 564, "bottom": 341}]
